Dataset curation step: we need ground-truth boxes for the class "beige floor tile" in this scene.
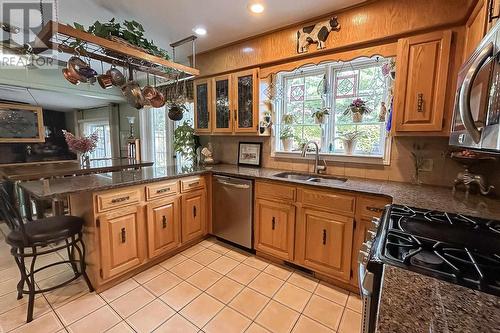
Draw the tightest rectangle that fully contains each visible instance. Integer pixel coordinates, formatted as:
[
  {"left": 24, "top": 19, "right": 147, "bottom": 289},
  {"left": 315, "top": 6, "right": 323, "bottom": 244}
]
[
  {"left": 99, "top": 278, "right": 139, "bottom": 303},
  {"left": 292, "top": 315, "right": 334, "bottom": 333},
  {"left": 133, "top": 265, "right": 166, "bottom": 284},
  {"left": 338, "top": 309, "right": 362, "bottom": 333},
  {"left": 242, "top": 257, "right": 269, "bottom": 270},
  {"left": 229, "top": 288, "right": 270, "bottom": 320},
  {"left": 0, "top": 277, "right": 19, "bottom": 297},
  {"left": 264, "top": 264, "right": 293, "bottom": 280},
  {"left": 186, "top": 268, "right": 223, "bottom": 291},
  {"left": 0, "top": 291, "right": 34, "bottom": 315},
  {"left": 314, "top": 281, "right": 349, "bottom": 306},
  {"left": 208, "top": 242, "right": 231, "bottom": 255},
  {"left": 160, "top": 281, "right": 202, "bottom": 311},
  {"left": 154, "top": 313, "right": 198, "bottom": 333},
  {"left": 255, "top": 300, "right": 300, "bottom": 333},
  {"left": 273, "top": 283, "right": 312, "bottom": 312},
  {"left": 9, "top": 311, "right": 63, "bottom": 333},
  {"left": 287, "top": 272, "right": 319, "bottom": 292},
  {"left": 191, "top": 249, "right": 221, "bottom": 266},
  {"left": 179, "top": 293, "right": 224, "bottom": 328},
  {"left": 303, "top": 295, "right": 343, "bottom": 330},
  {"left": 204, "top": 306, "right": 251, "bottom": 333},
  {"left": 106, "top": 321, "right": 135, "bottom": 333},
  {"left": 224, "top": 249, "right": 251, "bottom": 262},
  {"left": 248, "top": 272, "right": 284, "bottom": 297},
  {"left": 182, "top": 244, "right": 207, "bottom": 258},
  {"left": 226, "top": 263, "right": 260, "bottom": 285},
  {"left": 144, "top": 271, "right": 182, "bottom": 296},
  {"left": 206, "top": 277, "right": 243, "bottom": 304},
  {"left": 43, "top": 278, "right": 91, "bottom": 309},
  {"left": 0, "top": 295, "right": 51, "bottom": 331},
  {"left": 346, "top": 293, "right": 362, "bottom": 313},
  {"left": 159, "top": 253, "right": 188, "bottom": 270},
  {"left": 198, "top": 238, "right": 217, "bottom": 248},
  {"left": 126, "top": 299, "right": 175, "bottom": 333},
  {"left": 55, "top": 293, "right": 105, "bottom": 325},
  {"left": 67, "top": 305, "right": 121, "bottom": 333},
  {"left": 246, "top": 323, "right": 272, "bottom": 333},
  {"left": 110, "top": 286, "right": 155, "bottom": 318},
  {"left": 207, "top": 256, "right": 239, "bottom": 275},
  {"left": 170, "top": 259, "right": 204, "bottom": 279},
  {"left": 0, "top": 266, "right": 24, "bottom": 283}
]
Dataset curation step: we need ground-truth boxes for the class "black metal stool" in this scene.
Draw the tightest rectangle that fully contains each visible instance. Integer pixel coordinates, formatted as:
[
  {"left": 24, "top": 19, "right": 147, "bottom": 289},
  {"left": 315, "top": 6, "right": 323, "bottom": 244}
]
[{"left": 0, "top": 183, "right": 93, "bottom": 323}]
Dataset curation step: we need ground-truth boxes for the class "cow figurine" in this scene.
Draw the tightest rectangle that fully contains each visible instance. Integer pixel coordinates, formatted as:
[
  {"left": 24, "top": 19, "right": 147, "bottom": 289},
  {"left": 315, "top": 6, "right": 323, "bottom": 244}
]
[{"left": 297, "top": 17, "right": 340, "bottom": 54}]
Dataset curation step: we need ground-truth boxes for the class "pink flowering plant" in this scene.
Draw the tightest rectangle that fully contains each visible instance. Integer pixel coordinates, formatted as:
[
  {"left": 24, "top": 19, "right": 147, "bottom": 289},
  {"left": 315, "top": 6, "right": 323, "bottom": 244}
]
[
  {"left": 62, "top": 130, "right": 98, "bottom": 154},
  {"left": 381, "top": 59, "right": 396, "bottom": 77},
  {"left": 344, "top": 98, "right": 372, "bottom": 115}
]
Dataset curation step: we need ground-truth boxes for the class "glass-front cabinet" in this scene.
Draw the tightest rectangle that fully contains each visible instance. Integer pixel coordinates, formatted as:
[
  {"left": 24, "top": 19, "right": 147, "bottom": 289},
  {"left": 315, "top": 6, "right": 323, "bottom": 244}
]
[
  {"left": 212, "top": 74, "right": 233, "bottom": 133},
  {"left": 194, "top": 79, "right": 211, "bottom": 133},
  {"left": 194, "top": 68, "right": 259, "bottom": 135}
]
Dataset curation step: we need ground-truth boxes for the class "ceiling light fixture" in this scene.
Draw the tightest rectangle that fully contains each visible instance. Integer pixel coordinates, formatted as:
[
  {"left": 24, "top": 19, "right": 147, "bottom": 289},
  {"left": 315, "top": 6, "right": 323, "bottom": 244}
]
[
  {"left": 248, "top": 2, "right": 265, "bottom": 14},
  {"left": 193, "top": 26, "right": 207, "bottom": 36}
]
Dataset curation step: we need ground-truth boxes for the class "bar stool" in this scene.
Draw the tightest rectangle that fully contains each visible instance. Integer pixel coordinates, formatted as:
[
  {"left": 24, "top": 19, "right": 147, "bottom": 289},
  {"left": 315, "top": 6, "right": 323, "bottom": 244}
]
[{"left": 0, "top": 183, "right": 93, "bottom": 323}]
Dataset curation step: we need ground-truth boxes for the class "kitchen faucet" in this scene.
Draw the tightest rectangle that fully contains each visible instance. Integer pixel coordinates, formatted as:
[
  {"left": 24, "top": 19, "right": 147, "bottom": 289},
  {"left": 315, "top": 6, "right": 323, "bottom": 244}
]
[{"left": 301, "top": 141, "right": 327, "bottom": 174}]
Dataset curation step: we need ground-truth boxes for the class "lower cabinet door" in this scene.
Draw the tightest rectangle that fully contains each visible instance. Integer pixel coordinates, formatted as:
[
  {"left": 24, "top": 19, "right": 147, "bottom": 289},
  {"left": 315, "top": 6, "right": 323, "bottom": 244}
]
[
  {"left": 255, "top": 198, "right": 295, "bottom": 260},
  {"left": 146, "top": 196, "right": 180, "bottom": 258},
  {"left": 98, "top": 205, "right": 143, "bottom": 280},
  {"left": 181, "top": 190, "right": 206, "bottom": 243},
  {"left": 297, "top": 208, "right": 354, "bottom": 281}
]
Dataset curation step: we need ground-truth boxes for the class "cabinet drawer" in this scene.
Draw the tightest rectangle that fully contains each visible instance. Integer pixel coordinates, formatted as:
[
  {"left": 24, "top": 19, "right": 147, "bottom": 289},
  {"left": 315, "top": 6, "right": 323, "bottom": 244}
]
[
  {"left": 298, "top": 188, "right": 355, "bottom": 215},
  {"left": 256, "top": 181, "right": 295, "bottom": 202},
  {"left": 181, "top": 177, "right": 206, "bottom": 193},
  {"left": 96, "top": 189, "right": 141, "bottom": 212},
  {"left": 357, "top": 196, "right": 390, "bottom": 218},
  {"left": 146, "top": 181, "right": 178, "bottom": 201}
]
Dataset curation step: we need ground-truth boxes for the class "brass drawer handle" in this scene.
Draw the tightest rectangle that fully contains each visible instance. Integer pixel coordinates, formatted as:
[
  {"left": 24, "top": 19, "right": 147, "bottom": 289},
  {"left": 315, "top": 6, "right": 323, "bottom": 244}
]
[
  {"left": 272, "top": 216, "right": 276, "bottom": 230},
  {"left": 367, "top": 206, "right": 384, "bottom": 213},
  {"left": 111, "top": 196, "right": 130, "bottom": 204},
  {"left": 162, "top": 215, "right": 167, "bottom": 228},
  {"left": 417, "top": 93, "right": 424, "bottom": 112},
  {"left": 322, "top": 229, "right": 327, "bottom": 245},
  {"left": 188, "top": 181, "right": 200, "bottom": 187},
  {"left": 156, "top": 187, "right": 171, "bottom": 194},
  {"left": 193, "top": 206, "right": 197, "bottom": 218},
  {"left": 121, "top": 228, "right": 126, "bottom": 243}
]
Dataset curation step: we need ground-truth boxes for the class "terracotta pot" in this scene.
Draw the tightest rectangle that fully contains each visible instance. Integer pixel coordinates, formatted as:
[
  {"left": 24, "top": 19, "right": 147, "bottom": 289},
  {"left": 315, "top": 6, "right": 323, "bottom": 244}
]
[{"left": 352, "top": 112, "right": 363, "bottom": 123}]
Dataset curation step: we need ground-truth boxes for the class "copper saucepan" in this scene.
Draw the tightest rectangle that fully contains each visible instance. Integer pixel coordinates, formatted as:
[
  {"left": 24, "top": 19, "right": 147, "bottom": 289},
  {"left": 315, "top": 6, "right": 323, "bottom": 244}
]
[
  {"left": 122, "top": 68, "right": 145, "bottom": 109},
  {"left": 67, "top": 56, "right": 88, "bottom": 83},
  {"left": 149, "top": 75, "right": 165, "bottom": 108}
]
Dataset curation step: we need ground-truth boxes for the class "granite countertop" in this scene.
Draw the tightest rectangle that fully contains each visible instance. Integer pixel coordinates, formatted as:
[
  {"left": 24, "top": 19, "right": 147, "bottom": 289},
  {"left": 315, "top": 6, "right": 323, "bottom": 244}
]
[{"left": 19, "top": 163, "right": 500, "bottom": 220}]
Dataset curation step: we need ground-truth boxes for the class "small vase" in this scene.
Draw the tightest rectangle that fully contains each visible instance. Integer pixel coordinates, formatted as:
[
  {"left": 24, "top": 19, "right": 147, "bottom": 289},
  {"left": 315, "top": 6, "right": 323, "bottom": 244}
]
[
  {"left": 80, "top": 153, "right": 90, "bottom": 168},
  {"left": 343, "top": 139, "right": 357, "bottom": 155},
  {"left": 352, "top": 112, "right": 363, "bottom": 123},
  {"left": 282, "top": 138, "right": 293, "bottom": 152},
  {"left": 314, "top": 116, "right": 325, "bottom": 124}
]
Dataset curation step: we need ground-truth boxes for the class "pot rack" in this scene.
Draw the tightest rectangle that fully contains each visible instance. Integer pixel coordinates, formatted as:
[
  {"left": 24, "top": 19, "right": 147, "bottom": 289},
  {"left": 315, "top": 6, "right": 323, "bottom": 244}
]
[{"left": 35, "top": 20, "right": 200, "bottom": 81}]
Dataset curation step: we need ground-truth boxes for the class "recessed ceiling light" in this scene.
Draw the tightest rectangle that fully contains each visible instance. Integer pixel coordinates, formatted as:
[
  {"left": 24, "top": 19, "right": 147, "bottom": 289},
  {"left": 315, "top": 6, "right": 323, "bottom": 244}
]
[
  {"left": 193, "top": 27, "right": 207, "bottom": 36},
  {"left": 248, "top": 2, "right": 265, "bottom": 14}
]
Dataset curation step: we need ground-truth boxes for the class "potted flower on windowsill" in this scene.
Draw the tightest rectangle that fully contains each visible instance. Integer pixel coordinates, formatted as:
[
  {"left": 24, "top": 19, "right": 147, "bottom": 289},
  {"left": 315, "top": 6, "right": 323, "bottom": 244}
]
[
  {"left": 312, "top": 107, "right": 330, "bottom": 124},
  {"left": 344, "top": 98, "right": 372, "bottom": 123},
  {"left": 381, "top": 59, "right": 396, "bottom": 80},
  {"left": 280, "top": 126, "right": 295, "bottom": 152},
  {"left": 335, "top": 130, "right": 365, "bottom": 155}
]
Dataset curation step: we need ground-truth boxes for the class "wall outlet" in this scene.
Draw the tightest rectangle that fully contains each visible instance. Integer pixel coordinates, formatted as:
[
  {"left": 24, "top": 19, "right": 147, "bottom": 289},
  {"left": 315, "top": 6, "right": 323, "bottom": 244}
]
[{"left": 419, "top": 158, "right": 433, "bottom": 172}]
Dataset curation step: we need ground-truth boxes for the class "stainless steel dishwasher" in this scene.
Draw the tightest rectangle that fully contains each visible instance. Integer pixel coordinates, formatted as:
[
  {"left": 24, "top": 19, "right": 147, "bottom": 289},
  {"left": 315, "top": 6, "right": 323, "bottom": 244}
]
[{"left": 212, "top": 175, "right": 253, "bottom": 249}]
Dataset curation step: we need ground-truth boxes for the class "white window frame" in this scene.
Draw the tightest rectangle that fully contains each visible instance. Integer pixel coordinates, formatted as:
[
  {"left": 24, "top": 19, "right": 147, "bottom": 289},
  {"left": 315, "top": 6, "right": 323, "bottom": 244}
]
[
  {"left": 273, "top": 58, "right": 392, "bottom": 165},
  {"left": 78, "top": 118, "right": 113, "bottom": 161},
  {"left": 140, "top": 107, "right": 175, "bottom": 169}
]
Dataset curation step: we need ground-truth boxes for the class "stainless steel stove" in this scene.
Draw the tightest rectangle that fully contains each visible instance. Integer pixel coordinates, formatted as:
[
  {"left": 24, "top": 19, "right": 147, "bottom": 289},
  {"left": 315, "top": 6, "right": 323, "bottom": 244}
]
[{"left": 358, "top": 204, "right": 500, "bottom": 333}]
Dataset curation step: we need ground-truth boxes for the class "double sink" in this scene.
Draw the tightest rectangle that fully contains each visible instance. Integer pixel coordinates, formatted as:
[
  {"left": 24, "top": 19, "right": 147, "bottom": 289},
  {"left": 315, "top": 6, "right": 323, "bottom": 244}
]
[{"left": 273, "top": 172, "right": 347, "bottom": 184}]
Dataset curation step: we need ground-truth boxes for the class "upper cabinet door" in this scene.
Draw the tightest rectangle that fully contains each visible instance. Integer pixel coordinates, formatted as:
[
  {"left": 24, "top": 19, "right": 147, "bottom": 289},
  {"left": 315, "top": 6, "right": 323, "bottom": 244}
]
[
  {"left": 394, "top": 30, "right": 452, "bottom": 132},
  {"left": 233, "top": 69, "right": 259, "bottom": 133},
  {"left": 194, "top": 79, "right": 211, "bottom": 133},
  {"left": 212, "top": 74, "right": 233, "bottom": 133},
  {"left": 464, "top": 0, "right": 489, "bottom": 60}
]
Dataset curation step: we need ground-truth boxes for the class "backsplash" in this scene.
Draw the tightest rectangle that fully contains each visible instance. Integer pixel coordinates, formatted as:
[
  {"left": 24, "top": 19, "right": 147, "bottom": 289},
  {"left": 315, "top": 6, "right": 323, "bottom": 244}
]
[{"left": 200, "top": 135, "right": 500, "bottom": 191}]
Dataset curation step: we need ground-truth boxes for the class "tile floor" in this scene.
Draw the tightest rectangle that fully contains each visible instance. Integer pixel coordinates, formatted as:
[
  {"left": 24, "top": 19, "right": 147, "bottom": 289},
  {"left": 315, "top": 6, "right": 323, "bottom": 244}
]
[{"left": 0, "top": 224, "right": 362, "bottom": 333}]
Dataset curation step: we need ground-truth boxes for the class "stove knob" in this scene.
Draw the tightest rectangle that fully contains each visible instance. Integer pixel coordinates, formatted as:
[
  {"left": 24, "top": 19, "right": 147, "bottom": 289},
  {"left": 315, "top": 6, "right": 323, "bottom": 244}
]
[
  {"left": 358, "top": 250, "right": 369, "bottom": 264},
  {"left": 365, "top": 230, "right": 377, "bottom": 241},
  {"left": 371, "top": 217, "right": 380, "bottom": 228},
  {"left": 360, "top": 241, "right": 371, "bottom": 253}
]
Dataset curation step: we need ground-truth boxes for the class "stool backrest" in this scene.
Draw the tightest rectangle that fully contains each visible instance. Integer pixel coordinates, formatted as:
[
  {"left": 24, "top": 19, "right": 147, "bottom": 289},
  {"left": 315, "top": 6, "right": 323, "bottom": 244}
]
[{"left": 0, "top": 182, "right": 27, "bottom": 238}]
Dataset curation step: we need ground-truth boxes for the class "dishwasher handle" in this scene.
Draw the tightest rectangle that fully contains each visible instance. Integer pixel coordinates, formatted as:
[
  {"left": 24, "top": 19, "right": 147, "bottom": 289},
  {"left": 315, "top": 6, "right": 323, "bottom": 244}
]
[{"left": 216, "top": 179, "right": 250, "bottom": 189}]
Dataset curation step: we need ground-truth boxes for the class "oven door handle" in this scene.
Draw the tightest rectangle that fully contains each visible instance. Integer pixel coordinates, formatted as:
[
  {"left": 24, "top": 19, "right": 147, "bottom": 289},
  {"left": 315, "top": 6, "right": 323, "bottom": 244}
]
[
  {"left": 358, "top": 262, "right": 371, "bottom": 297},
  {"left": 459, "top": 42, "right": 493, "bottom": 144}
]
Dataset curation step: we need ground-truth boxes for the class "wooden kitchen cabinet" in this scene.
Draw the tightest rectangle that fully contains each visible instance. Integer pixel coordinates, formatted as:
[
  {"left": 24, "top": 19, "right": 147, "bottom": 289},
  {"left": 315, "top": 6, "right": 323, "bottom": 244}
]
[
  {"left": 394, "top": 30, "right": 452, "bottom": 133},
  {"left": 255, "top": 198, "right": 295, "bottom": 260},
  {"left": 146, "top": 196, "right": 180, "bottom": 258},
  {"left": 181, "top": 189, "right": 207, "bottom": 243},
  {"left": 233, "top": 68, "right": 259, "bottom": 133},
  {"left": 98, "top": 205, "right": 144, "bottom": 280},
  {"left": 464, "top": 0, "right": 489, "bottom": 60},
  {"left": 212, "top": 74, "right": 233, "bottom": 133},
  {"left": 296, "top": 208, "right": 354, "bottom": 282},
  {"left": 194, "top": 78, "right": 212, "bottom": 133}
]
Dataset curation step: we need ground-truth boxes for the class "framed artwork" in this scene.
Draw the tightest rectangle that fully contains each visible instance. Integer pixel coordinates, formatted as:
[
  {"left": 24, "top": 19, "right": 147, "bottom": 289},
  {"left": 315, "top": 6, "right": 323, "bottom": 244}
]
[
  {"left": 0, "top": 103, "right": 44, "bottom": 143},
  {"left": 238, "top": 142, "right": 262, "bottom": 167}
]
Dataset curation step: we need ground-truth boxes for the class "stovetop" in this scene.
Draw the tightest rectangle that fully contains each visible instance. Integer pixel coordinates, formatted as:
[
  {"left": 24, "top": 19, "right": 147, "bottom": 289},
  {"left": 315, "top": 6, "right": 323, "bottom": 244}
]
[{"left": 375, "top": 204, "right": 500, "bottom": 297}]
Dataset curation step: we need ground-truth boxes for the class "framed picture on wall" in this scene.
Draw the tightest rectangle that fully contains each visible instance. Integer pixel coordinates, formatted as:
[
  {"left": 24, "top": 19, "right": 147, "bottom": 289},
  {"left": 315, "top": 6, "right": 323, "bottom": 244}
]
[
  {"left": 238, "top": 142, "right": 262, "bottom": 167},
  {"left": 0, "top": 103, "right": 44, "bottom": 143}
]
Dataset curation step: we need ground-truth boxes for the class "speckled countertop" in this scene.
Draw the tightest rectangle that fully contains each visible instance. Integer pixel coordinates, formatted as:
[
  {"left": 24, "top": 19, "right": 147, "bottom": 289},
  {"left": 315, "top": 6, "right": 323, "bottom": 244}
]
[
  {"left": 19, "top": 163, "right": 500, "bottom": 220},
  {"left": 377, "top": 266, "right": 500, "bottom": 333}
]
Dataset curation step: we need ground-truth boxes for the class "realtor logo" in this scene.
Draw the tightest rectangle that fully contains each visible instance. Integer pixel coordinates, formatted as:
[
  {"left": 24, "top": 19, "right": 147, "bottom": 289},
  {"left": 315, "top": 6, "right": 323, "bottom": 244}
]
[{"left": 0, "top": 1, "right": 56, "bottom": 68}]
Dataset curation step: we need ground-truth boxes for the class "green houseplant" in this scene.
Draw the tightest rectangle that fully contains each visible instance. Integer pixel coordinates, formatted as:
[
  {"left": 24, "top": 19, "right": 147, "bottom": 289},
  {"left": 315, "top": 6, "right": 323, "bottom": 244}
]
[
  {"left": 335, "top": 130, "right": 365, "bottom": 155},
  {"left": 280, "top": 126, "right": 295, "bottom": 152},
  {"left": 311, "top": 107, "right": 330, "bottom": 124},
  {"left": 173, "top": 120, "right": 198, "bottom": 162},
  {"left": 344, "top": 98, "right": 372, "bottom": 123}
]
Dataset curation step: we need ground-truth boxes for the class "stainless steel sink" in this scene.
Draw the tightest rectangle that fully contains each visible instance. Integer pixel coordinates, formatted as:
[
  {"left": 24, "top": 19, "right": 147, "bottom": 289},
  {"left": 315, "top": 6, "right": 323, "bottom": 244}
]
[{"left": 273, "top": 172, "right": 347, "bottom": 184}]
